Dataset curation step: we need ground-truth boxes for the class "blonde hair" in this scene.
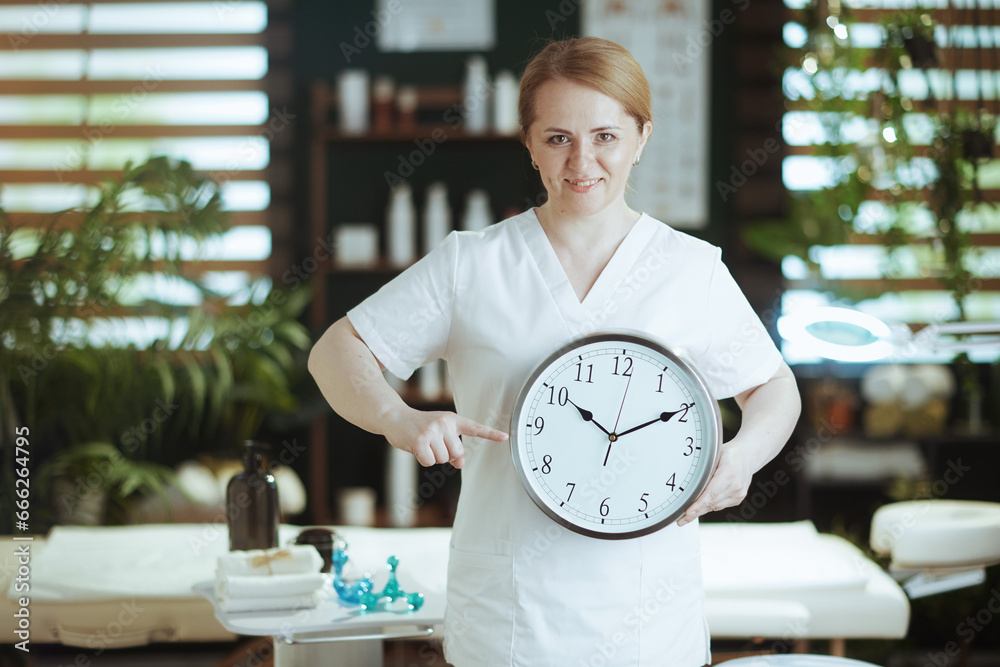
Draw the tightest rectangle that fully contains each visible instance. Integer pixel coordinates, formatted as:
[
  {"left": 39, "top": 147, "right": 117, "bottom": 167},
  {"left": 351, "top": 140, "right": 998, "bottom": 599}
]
[{"left": 518, "top": 37, "right": 652, "bottom": 141}]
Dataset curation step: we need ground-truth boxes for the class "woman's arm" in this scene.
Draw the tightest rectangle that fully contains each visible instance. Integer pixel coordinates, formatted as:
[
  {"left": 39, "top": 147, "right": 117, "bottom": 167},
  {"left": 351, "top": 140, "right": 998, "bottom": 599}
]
[
  {"left": 676, "top": 360, "right": 801, "bottom": 526},
  {"left": 307, "top": 316, "right": 507, "bottom": 469}
]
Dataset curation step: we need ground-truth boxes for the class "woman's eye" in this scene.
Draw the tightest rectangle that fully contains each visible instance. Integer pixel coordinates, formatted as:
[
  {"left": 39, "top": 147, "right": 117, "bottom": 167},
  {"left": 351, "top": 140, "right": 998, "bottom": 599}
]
[
  {"left": 547, "top": 135, "right": 568, "bottom": 145},
  {"left": 597, "top": 132, "right": 617, "bottom": 142}
]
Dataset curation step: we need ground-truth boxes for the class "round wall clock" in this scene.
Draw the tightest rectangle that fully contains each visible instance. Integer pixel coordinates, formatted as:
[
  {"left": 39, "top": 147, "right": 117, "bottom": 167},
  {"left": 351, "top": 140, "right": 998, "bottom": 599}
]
[{"left": 510, "top": 330, "right": 721, "bottom": 539}]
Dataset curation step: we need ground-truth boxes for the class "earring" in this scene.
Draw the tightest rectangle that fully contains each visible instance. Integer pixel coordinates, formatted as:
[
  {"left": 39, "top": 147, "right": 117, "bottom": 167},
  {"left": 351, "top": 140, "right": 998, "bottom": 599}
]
[
  {"left": 632, "top": 156, "right": 641, "bottom": 167},
  {"left": 531, "top": 159, "right": 539, "bottom": 171}
]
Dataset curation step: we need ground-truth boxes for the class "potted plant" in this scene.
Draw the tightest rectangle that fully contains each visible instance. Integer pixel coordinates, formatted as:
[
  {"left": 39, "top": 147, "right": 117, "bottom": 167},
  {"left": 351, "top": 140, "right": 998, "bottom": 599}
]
[{"left": 0, "top": 157, "right": 311, "bottom": 530}]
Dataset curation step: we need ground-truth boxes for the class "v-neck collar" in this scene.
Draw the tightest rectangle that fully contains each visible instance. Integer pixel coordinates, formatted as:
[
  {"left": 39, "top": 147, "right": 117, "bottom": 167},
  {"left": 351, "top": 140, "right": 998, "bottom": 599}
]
[{"left": 516, "top": 208, "right": 657, "bottom": 325}]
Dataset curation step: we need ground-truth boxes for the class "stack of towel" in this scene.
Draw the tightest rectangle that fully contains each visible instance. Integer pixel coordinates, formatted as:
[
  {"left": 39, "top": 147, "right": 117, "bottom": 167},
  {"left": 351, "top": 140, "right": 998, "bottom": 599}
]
[{"left": 215, "top": 545, "right": 326, "bottom": 613}]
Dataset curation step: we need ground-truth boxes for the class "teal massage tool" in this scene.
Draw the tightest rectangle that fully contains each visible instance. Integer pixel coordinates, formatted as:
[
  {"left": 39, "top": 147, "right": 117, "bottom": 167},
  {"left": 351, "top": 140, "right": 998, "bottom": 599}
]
[
  {"left": 358, "top": 555, "right": 425, "bottom": 613},
  {"left": 331, "top": 548, "right": 373, "bottom": 604}
]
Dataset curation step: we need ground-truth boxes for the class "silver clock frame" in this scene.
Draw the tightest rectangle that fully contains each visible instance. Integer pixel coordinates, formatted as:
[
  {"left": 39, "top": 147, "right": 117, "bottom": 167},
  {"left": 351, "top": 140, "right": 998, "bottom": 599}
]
[{"left": 509, "top": 329, "right": 722, "bottom": 540}]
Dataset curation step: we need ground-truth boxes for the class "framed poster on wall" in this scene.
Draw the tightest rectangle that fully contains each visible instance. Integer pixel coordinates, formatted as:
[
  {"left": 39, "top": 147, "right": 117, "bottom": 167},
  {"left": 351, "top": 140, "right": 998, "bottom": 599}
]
[{"left": 583, "top": 0, "right": 711, "bottom": 229}]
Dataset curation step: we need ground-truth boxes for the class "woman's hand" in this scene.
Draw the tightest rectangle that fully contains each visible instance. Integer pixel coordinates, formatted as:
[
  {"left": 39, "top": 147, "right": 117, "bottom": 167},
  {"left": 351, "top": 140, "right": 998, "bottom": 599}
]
[
  {"left": 382, "top": 405, "right": 508, "bottom": 469},
  {"left": 675, "top": 440, "right": 753, "bottom": 527}
]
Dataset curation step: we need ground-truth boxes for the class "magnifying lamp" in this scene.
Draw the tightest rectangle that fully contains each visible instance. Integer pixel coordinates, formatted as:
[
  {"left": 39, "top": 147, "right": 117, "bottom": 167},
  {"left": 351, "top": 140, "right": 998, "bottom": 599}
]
[{"left": 777, "top": 306, "right": 1000, "bottom": 361}]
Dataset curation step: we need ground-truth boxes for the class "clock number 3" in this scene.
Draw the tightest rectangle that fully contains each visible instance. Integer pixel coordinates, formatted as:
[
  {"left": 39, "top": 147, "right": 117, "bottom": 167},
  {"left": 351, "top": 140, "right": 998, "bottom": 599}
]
[{"left": 683, "top": 437, "right": 694, "bottom": 456}]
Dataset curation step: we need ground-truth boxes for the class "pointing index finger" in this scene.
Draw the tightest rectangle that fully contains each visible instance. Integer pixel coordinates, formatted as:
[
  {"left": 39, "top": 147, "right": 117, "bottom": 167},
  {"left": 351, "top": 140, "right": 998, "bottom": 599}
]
[{"left": 456, "top": 416, "right": 509, "bottom": 442}]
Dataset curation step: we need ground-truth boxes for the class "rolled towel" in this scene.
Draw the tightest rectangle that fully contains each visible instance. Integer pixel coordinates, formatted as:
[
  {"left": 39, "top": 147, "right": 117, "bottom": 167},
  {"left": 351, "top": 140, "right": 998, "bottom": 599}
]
[
  {"left": 217, "top": 545, "right": 323, "bottom": 577},
  {"left": 215, "top": 572, "right": 325, "bottom": 599},
  {"left": 219, "top": 591, "right": 321, "bottom": 614}
]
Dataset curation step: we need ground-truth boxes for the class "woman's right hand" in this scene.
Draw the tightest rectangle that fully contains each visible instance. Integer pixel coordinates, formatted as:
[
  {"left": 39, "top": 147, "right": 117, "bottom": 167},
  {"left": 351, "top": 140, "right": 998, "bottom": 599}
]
[{"left": 381, "top": 406, "right": 508, "bottom": 469}]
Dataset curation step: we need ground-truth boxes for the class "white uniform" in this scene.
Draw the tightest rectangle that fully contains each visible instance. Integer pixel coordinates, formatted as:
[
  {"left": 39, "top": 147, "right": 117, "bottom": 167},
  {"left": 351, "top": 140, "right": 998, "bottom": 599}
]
[{"left": 348, "top": 210, "right": 782, "bottom": 667}]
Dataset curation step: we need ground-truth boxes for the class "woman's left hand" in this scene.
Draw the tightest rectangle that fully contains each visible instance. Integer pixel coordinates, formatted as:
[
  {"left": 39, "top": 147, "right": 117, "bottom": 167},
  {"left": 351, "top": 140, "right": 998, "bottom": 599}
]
[{"left": 675, "top": 440, "right": 754, "bottom": 527}]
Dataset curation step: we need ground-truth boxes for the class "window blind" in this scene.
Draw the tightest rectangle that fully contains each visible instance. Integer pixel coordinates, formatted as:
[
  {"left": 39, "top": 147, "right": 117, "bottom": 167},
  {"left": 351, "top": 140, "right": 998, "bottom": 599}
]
[{"left": 0, "top": 1, "right": 282, "bottom": 309}]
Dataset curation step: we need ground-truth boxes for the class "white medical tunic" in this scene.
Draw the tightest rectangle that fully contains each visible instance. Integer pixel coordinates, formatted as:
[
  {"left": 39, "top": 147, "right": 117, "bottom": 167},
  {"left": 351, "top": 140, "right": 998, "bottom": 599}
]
[{"left": 348, "top": 210, "right": 783, "bottom": 667}]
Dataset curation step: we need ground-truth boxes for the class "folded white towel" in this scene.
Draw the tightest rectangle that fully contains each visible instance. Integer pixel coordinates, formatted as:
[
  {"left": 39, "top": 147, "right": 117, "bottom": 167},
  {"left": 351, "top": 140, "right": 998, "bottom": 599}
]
[
  {"left": 217, "top": 545, "right": 322, "bottom": 577},
  {"left": 218, "top": 591, "right": 321, "bottom": 613},
  {"left": 215, "top": 572, "right": 325, "bottom": 599}
]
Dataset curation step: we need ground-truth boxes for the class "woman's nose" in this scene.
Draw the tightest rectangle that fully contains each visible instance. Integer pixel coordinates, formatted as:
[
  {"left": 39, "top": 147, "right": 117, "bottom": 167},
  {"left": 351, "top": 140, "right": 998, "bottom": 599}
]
[{"left": 568, "top": 141, "right": 594, "bottom": 168}]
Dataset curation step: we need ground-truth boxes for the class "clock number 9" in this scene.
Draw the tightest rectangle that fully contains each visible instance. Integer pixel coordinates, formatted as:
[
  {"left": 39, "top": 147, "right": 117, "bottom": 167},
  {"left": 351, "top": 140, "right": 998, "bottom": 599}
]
[
  {"left": 547, "top": 386, "right": 569, "bottom": 406},
  {"left": 541, "top": 455, "right": 552, "bottom": 474},
  {"left": 683, "top": 436, "right": 694, "bottom": 456},
  {"left": 532, "top": 416, "right": 544, "bottom": 435}
]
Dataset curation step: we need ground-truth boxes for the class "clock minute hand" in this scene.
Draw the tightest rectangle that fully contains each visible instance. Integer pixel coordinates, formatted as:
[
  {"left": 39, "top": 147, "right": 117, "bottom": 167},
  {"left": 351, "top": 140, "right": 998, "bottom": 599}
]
[
  {"left": 567, "top": 399, "right": 612, "bottom": 436},
  {"left": 616, "top": 407, "right": 684, "bottom": 438}
]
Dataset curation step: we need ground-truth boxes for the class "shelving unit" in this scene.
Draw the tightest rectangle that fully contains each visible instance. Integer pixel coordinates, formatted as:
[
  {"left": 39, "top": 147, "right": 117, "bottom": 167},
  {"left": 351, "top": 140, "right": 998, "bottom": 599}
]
[{"left": 306, "top": 80, "right": 530, "bottom": 524}]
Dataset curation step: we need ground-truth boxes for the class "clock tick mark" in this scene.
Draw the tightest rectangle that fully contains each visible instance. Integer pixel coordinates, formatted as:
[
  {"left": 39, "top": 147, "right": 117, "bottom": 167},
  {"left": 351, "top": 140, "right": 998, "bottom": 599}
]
[
  {"left": 532, "top": 467, "right": 538, "bottom": 472},
  {"left": 644, "top": 513, "right": 649, "bottom": 519}
]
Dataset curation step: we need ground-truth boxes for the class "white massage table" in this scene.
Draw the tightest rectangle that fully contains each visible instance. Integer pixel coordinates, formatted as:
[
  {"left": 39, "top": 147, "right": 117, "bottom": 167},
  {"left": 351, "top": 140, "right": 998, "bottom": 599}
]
[{"left": 1, "top": 521, "right": 908, "bottom": 663}]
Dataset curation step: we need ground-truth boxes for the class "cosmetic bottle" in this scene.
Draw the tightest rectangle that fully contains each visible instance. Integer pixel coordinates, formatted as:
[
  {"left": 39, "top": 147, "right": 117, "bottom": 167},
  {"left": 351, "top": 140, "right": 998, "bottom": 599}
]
[
  {"left": 226, "top": 440, "right": 280, "bottom": 551},
  {"left": 463, "top": 56, "right": 490, "bottom": 135},
  {"left": 493, "top": 70, "right": 519, "bottom": 136},
  {"left": 387, "top": 183, "right": 416, "bottom": 268},
  {"left": 423, "top": 181, "right": 451, "bottom": 254},
  {"left": 461, "top": 189, "right": 492, "bottom": 232}
]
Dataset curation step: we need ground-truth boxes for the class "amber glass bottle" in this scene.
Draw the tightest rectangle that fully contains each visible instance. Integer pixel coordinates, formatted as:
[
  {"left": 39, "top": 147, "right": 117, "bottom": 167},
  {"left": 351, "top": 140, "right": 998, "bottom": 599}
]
[{"left": 226, "top": 440, "right": 280, "bottom": 551}]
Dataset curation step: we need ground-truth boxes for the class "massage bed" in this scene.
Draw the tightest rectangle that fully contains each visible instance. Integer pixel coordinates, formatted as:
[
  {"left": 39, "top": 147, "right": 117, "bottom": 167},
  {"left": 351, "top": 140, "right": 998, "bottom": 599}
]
[{"left": 1, "top": 519, "right": 909, "bottom": 664}]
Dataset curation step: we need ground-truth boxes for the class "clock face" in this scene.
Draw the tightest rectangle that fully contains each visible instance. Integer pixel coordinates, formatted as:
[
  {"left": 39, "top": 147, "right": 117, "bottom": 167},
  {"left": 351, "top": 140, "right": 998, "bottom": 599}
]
[{"left": 510, "top": 331, "right": 721, "bottom": 539}]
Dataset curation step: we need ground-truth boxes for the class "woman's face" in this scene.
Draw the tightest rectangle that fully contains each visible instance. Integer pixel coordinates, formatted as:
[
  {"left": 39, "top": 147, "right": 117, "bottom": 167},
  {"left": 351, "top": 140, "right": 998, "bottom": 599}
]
[{"left": 525, "top": 78, "right": 651, "bottom": 221}]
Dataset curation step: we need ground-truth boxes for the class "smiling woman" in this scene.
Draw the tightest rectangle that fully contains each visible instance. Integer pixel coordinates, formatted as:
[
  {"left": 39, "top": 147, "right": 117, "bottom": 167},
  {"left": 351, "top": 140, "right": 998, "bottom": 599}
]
[{"left": 308, "top": 35, "right": 801, "bottom": 667}]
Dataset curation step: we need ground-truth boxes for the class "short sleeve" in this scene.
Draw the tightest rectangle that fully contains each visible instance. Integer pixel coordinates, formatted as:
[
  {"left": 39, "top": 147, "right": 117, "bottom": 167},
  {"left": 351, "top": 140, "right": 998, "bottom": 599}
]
[
  {"left": 347, "top": 231, "right": 458, "bottom": 381},
  {"left": 694, "top": 249, "right": 783, "bottom": 399}
]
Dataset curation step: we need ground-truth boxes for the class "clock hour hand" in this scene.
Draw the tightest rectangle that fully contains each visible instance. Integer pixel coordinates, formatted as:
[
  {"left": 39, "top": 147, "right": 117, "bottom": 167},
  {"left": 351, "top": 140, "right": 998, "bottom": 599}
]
[
  {"left": 616, "top": 406, "right": 688, "bottom": 438},
  {"left": 566, "top": 399, "right": 612, "bottom": 437}
]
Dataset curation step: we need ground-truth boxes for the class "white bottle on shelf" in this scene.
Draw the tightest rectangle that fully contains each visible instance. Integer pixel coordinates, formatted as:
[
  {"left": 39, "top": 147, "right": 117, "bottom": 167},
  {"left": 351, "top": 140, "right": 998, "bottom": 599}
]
[
  {"left": 386, "top": 182, "right": 416, "bottom": 268},
  {"left": 493, "top": 70, "right": 519, "bottom": 136},
  {"left": 385, "top": 439, "right": 418, "bottom": 528},
  {"left": 461, "top": 189, "right": 492, "bottom": 232},
  {"left": 422, "top": 181, "right": 451, "bottom": 254},
  {"left": 418, "top": 360, "right": 444, "bottom": 401},
  {"left": 337, "top": 69, "right": 370, "bottom": 136},
  {"left": 463, "top": 55, "right": 490, "bottom": 135}
]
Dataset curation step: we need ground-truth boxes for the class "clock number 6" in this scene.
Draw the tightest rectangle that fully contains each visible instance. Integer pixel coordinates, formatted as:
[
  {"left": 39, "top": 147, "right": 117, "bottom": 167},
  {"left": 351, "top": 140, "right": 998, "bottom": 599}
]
[
  {"left": 600, "top": 497, "right": 610, "bottom": 517},
  {"left": 547, "top": 386, "right": 569, "bottom": 406}
]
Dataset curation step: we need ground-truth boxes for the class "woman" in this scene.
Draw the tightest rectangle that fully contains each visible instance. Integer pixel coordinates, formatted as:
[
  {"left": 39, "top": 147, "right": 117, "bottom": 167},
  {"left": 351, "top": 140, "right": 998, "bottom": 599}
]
[{"left": 309, "top": 37, "right": 801, "bottom": 666}]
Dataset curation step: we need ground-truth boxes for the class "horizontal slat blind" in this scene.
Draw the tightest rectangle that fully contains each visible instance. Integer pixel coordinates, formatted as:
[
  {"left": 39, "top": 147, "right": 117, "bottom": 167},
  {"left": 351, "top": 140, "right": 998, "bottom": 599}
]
[
  {"left": 780, "top": 1, "right": 1000, "bottom": 364},
  {"left": 0, "top": 1, "right": 275, "bottom": 308}
]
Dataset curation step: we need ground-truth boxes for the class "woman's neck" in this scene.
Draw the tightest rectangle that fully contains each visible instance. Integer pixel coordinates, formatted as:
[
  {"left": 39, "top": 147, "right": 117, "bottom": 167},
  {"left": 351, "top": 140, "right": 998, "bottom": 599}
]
[{"left": 534, "top": 201, "right": 641, "bottom": 255}]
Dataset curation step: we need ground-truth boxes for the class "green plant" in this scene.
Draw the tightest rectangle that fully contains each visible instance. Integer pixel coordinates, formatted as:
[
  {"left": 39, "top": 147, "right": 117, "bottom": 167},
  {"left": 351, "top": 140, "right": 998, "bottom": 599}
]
[
  {"left": 0, "top": 157, "right": 311, "bottom": 530},
  {"left": 744, "top": 4, "right": 991, "bottom": 323}
]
